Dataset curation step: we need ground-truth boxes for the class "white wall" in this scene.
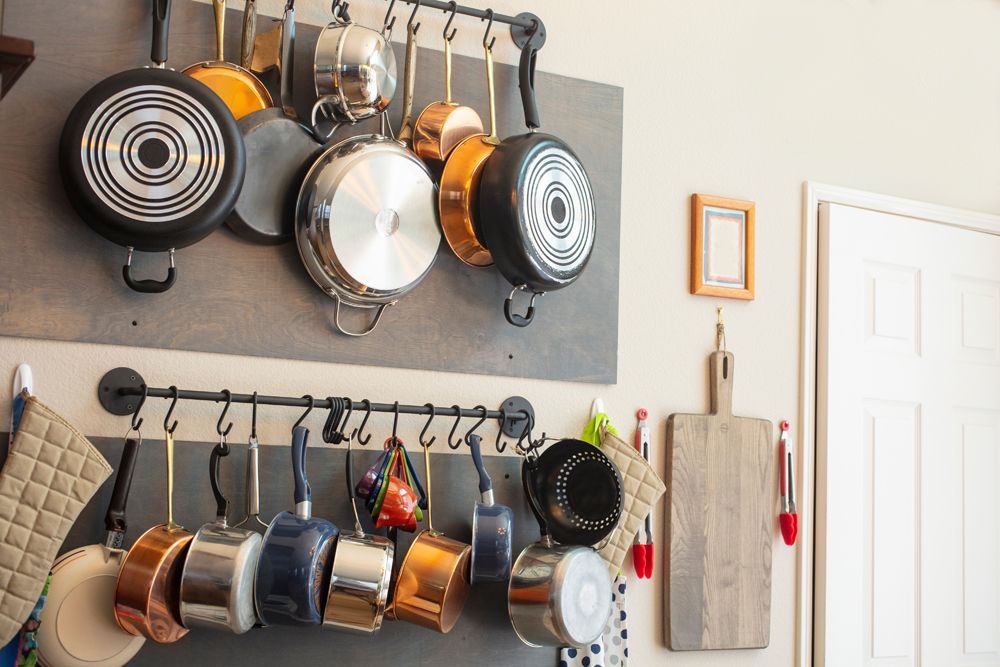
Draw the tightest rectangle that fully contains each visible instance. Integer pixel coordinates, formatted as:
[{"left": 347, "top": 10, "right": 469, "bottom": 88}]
[{"left": 3, "top": 0, "right": 1000, "bottom": 664}]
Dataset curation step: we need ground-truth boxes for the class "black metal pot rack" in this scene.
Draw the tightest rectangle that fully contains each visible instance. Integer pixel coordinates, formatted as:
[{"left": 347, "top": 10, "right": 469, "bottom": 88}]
[
  {"left": 98, "top": 367, "right": 535, "bottom": 453},
  {"left": 366, "top": 0, "right": 545, "bottom": 50}
]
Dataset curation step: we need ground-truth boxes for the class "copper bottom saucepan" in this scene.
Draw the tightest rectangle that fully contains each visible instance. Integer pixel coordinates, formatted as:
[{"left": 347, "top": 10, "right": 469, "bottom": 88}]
[
  {"left": 390, "top": 440, "right": 471, "bottom": 633},
  {"left": 114, "top": 429, "right": 193, "bottom": 644}
]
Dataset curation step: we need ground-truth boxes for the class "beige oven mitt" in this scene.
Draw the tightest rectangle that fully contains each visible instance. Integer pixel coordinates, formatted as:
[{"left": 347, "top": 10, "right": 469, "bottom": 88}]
[
  {"left": 0, "top": 393, "right": 111, "bottom": 644},
  {"left": 597, "top": 426, "right": 665, "bottom": 576}
]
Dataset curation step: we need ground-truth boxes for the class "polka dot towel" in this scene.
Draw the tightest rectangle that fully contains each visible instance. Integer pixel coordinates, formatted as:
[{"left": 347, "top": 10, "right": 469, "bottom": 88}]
[{"left": 560, "top": 575, "right": 629, "bottom": 667}]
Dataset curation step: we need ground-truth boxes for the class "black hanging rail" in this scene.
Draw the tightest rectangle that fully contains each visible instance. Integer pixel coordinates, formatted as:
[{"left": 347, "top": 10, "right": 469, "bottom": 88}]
[
  {"left": 98, "top": 367, "right": 535, "bottom": 450},
  {"left": 378, "top": 0, "right": 546, "bottom": 50}
]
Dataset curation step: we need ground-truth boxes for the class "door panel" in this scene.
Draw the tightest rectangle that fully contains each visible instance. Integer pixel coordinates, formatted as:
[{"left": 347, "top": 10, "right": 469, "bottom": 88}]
[{"left": 818, "top": 203, "right": 1000, "bottom": 666}]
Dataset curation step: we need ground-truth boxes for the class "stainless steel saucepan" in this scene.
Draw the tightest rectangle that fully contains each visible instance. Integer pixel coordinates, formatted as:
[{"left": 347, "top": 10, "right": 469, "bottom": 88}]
[
  {"left": 323, "top": 434, "right": 394, "bottom": 634},
  {"left": 179, "top": 442, "right": 262, "bottom": 634}
]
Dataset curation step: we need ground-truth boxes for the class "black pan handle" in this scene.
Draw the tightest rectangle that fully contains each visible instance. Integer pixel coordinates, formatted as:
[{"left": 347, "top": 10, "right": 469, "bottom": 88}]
[
  {"left": 520, "top": 456, "right": 550, "bottom": 540},
  {"left": 122, "top": 247, "right": 177, "bottom": 293},
  {"left": 210, "top": 443, "right": 230, "bottom": 522},
  {"left": 151, "top": 0, "right": 171, "bottom": 66},
  {"left": 292, "top": 425, "right": 312, "bottom": 508},
  {"left": 104, "top": 437, "right": 141, "bottom": 537},
  {"left": 505, "top": 286, "right": 541, "bottom": 328},
  {"left": 468, "top": 434, "right": 493, "bottom": 497},
  {"left": 518, "top": 39, "right": 540, "bottom": 130},
  {"left": 345, "top": 438, "right": 356, "bottom": 500}
]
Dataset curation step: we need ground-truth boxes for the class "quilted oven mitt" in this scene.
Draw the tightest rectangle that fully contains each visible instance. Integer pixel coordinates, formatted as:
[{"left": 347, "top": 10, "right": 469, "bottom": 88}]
[
  {"left": 596, "top": 425, "right": 665, "bottom": 577},
  {"left": 0, "top": 394, "right": 111, "bottom": 645}
]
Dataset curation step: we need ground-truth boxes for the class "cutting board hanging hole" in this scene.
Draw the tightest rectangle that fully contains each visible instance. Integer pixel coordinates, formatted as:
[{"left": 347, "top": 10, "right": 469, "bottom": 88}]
[{"left": 723, "top": 356, "right": 729, "bottom": 379}]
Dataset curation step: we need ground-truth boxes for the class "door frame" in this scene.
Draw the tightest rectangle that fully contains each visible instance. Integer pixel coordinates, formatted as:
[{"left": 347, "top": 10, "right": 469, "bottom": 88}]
[{"left": 799, "top": 183, "right": 1000, "bottom": 667}]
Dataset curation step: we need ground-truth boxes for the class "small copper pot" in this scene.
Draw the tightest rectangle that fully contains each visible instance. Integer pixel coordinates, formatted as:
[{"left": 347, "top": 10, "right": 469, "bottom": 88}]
[
  {"left": 438, "top": 42, "right": 499, "bottom": 268},
  {"left": 391, "top": 441, "right": 471, "bottom": 633},
  {"left": 412, "top": 36, "right": 483, "bottom": 166},
  {"left": 115, "top": 430, "right": 193, "bottom": 643}
]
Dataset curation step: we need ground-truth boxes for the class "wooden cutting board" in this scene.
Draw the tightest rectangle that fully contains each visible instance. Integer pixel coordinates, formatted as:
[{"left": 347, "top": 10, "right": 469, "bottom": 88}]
[{"left": 666, "top": 351, "right": 773, "bottom": 650}]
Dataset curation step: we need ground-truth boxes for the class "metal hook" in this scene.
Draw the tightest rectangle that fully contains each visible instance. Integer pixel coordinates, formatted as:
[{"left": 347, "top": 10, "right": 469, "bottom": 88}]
[
  {"left": 293, "top": 395, "right": 314, "bottom": 430},
  {"left": 382, "top": 0, "right": 396, "bottom": 35},
  {"left": 390, "top": 401, "right": 401, "bottom": 444},
  {"left": 355, "top": 399, "right": 373, "bottom": 445},
  {"left": 419, "top": 403, "right": 437, "bottom": 447},
  {"left": 250, "top": 391, "right": 258, "bottom": 442},
  {"left": 495, "top": 407, "right": 509, "bottom": 453},
  {"left": 482, "top": 8, "right": 495, "bottom": 50},
  {"left": 447, "top": 405, "right": 464, "bottom": 449},
  {"left": 339, "top": 398, "right": 353, "bottom": 440},
  {"left": 443, "top": 1, "right": 457, "bottom": 41},
  {"left": 216, "top": 389, "right": 234, "bottom": 439},
  {"left": 407, "top": 0, "right": 421, "bottom": 34},
  {"left": 331, "top": 0, "right": 349, "bottom": 21},
  {"left": 163, "top": 385, "right": 179, "bottom": 434},
  {"left": 322, "top": 396, "right": 343, "bottom": 444},
  {"left": 515, "top": 413, "right": 535, "bottom": 455},
  {"left": 465, "top": 405, "right": 488, "bottom": 444},
  {"left": 130, "top": 384, "right": 148, "bottom": 432}
]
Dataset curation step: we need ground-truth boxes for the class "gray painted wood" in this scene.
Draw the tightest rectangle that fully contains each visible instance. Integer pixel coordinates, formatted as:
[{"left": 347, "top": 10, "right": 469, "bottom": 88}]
[
  {"left": 52, "top": 434, "right": 555, "bottom": 666},
  {"left": 0, "top": 0, "right": 622, "bottom": 384},
  {"left": 665, "top": 352, "right": 773, "bottom": 650}
]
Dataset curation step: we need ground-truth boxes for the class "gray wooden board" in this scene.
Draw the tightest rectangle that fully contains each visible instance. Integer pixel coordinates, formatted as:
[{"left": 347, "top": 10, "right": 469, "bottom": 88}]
[
  {"left": 0, "top": 0, "right": 622, "bottom": 384},
  {"left": 32, "top": 434, "right": 556, "bottom": 667}
]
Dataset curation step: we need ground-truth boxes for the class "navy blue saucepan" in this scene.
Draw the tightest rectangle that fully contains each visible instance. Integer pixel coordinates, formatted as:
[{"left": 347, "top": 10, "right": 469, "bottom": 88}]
[
  {"left": 254, "top": 426, "right": 339, "bottom": 626},
  {"left": 468, "top": 434, "right": 513, "bottom": 582}
]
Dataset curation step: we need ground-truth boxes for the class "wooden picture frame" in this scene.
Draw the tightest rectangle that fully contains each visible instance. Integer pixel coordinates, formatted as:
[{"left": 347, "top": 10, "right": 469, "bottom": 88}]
[{"left": 690, "top": 194, "right": 755, "bottom": 300}]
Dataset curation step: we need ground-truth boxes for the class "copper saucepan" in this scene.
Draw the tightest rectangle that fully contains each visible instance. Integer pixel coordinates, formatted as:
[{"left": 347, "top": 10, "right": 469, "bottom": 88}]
[
  {"left": 114, "top": 428, "right": 193, "bottom": 643},
  {"left": 183, "top": 0, "right": 272, "bottom": 120},
  {"left": 391, "top": 438, "right": 471, "bottom": 633},
  {"left": 411, "top": 18, "right": 483, "bottom": 167},
  {"left": 437, "top": 35, "right": 499, "bottom": 267}
]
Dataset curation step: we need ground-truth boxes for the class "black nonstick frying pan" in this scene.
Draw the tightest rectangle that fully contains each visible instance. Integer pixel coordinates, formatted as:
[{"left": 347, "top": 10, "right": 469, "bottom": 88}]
[
  {"left": 59, "top": 0, "right": 245, "bottom": 293},
  {"left": 525, "top": 438, "right": 623, "bottom": 546},
  {"left": 477, "top": 32, "right": 596, "bottom": 327}
]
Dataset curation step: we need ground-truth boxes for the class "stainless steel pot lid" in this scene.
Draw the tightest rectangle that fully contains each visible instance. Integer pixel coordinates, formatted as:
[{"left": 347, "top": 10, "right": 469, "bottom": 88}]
[{"left": 297, "top": 134, "right": 439, "bottom": 298}]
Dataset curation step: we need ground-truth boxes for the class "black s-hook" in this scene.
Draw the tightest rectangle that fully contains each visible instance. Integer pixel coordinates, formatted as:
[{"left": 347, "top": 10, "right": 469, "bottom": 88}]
[
  {"left": 216, "top": 389, "right": 234, "bottom": 439},
  {"left": 482, "top": 8, "right": 495, "bottom": 50},
  {"left": 130, "top": 384, "right": 148, "bottom": 433},
  {"left": 355, "top": 399, "right": 373, "bottom": 445},
  {"left": 407, "top": 0, "right": 421, "bottom": 34},
  {"left": 294, "top": 395, "right": 315, "bottom": 430},
  {"left": 495, "top": 407, "right": 509, "bottom": 453},
  {"left": 419, "top": 403, "right": 436, "bottom": 447},
  {"left": 465, "top": 405, "right": 488, "bottom": 444},
  {"left": 163, "top": 385, "right": 179, "bottom": 434},
  {"left": 443, "top": 1, "right": 457, "bottom": 41},
  {"left": 447, "top": 405, "right": 464, "bottom": 449}
]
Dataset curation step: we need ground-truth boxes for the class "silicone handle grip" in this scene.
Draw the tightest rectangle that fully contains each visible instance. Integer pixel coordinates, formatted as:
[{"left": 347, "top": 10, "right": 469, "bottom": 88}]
[
  {"left": 504, "top": 296, "right": 535, "bottom": 327},
  {"left": 345, "top": 441, "right": 355, "bottom": 500},
  {"left": 468, "top": 434, "right": 493, "bottom": 496},
  {"left": 292, "top": 425, "right": 311, "bottom": 505},
  {"left": 105, "top": 438, "right": 141, "bottom": 534},
  {"left": 210, "top": 444, "right": 229, "bottom": 521},
  {"left": 521, "top": 457, "right": 549, "bottom": 539},
  {"left": 151, "top": 0, "right": 171, "bottom": 66},
  {"left": 517, "top": 43, "right": 539, "bottom": 130}
]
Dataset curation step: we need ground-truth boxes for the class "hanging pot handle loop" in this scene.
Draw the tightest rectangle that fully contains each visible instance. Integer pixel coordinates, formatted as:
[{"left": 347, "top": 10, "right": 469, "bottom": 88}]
[
  {"left": 123, "top": 247, "right": 177, "bottom": 293},
  {"left": 330, "top": 291, "right": 395, "bottom": 337},
  {"left": 504, "top": 285, "right": 542, "bottom": 327}
]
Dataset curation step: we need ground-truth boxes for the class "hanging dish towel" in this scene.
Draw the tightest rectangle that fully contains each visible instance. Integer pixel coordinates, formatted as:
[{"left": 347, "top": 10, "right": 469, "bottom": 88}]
[
  {"left": 560, "top": 574, "right": 630, "bottom": 667},
  {"left": 0, "top": 393, "right": 111, "bottom": 645}
]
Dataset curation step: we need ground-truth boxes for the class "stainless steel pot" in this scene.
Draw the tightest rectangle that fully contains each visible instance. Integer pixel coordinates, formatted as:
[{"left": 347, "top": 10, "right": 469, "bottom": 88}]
[
  {"left": 296, "top": 22, "right": 439, "bottom": 337},
  {"left": 179, "top": 443, "right": 262, "bottom": 634},
  {"left": 323, "top": 435, "right": 394, "bottom": 634},
  {"left": 311, "top": 9, "right": 396, "bottom": 127},
  {"left": 507, "top": 456, "right": 612, "bottom": 648}
]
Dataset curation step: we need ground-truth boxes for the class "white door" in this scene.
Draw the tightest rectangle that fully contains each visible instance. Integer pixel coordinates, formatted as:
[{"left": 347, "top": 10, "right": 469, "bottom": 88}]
[{"left": 817, "top": 202, "right": 1000, "bottom": 666}]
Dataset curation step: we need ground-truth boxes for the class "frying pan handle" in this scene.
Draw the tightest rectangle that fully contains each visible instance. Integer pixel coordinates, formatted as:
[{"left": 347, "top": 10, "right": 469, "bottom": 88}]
[
  {"left": 520, "top": 456, "right": 550, "bottom": 540},
  {"left": 151, "top": 0, "right": 171, "bottom": 66},
  {"left": 104, "top": 437, "right": 141, "bottom": 538},
  {"left": 210, "top": 443, "right": 230, "bottom": 523},
  {"left": 278, "top": 1, "right": 296, "bottom": 117},
  {"left": 468, "top": 434, "right": 494, "bottom": 502},
  {"left": 241, "top": 0, "right": 257, "bottom": 70},
  {"left": 122, "top": 247, "right": 177, "bottom": 293},
  {"left": 504, "top": 286, "right": 541, "bottom": 328},
  {"left": 345, "top": 437, "right": 356, "bottom": 500},
  {"left": 517, "top": 40, "right": 540, "bottom": 130},
  {"left": 292, "top": 425, "right": 312, "bottom": 515}
]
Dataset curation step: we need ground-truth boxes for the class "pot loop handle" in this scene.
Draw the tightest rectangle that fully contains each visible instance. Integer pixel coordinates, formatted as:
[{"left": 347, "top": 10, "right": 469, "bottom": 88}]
[
  {"left": 123, "top": 247, "right": 177, "bottom": 293},
  {"left": 505, "top": 285, "right": 543, "bottom": 328},
  {"left": 329, "top": 291, "right": 396, "bottom": 337},
  {"left": 210, "top": 440, "right": 231, "bottom": 526}
]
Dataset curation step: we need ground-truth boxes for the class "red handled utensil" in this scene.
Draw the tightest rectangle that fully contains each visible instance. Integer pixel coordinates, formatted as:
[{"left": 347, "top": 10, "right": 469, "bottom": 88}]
[
  {"left": 633, "top": 408, "right": 654, "bottom": 578},
  {"left": 779, "top": 420, "right": 798, "bottom": 546}
]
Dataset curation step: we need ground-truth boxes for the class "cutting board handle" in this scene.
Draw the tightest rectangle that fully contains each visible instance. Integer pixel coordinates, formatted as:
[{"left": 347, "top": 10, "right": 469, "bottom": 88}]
[{"left": 709, "top": 351, "right": 734, "bottom": 418}]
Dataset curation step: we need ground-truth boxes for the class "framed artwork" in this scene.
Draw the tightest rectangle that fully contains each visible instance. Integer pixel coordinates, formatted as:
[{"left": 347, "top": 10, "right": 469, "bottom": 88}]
[{"left": 690, "top": 194, "right": 755, "bottom": 300}]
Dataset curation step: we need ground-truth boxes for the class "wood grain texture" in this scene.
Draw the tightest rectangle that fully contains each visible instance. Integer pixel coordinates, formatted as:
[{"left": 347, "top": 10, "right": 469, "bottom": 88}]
[
  {"left": 665, "top": 351, "right": 773, "bottom": 650},
  {"left": 32, "top": 433, "right": 554, "bottom": 666},
  {"left": 0, "top": 0, "right": 622, "bottom": 383}
]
